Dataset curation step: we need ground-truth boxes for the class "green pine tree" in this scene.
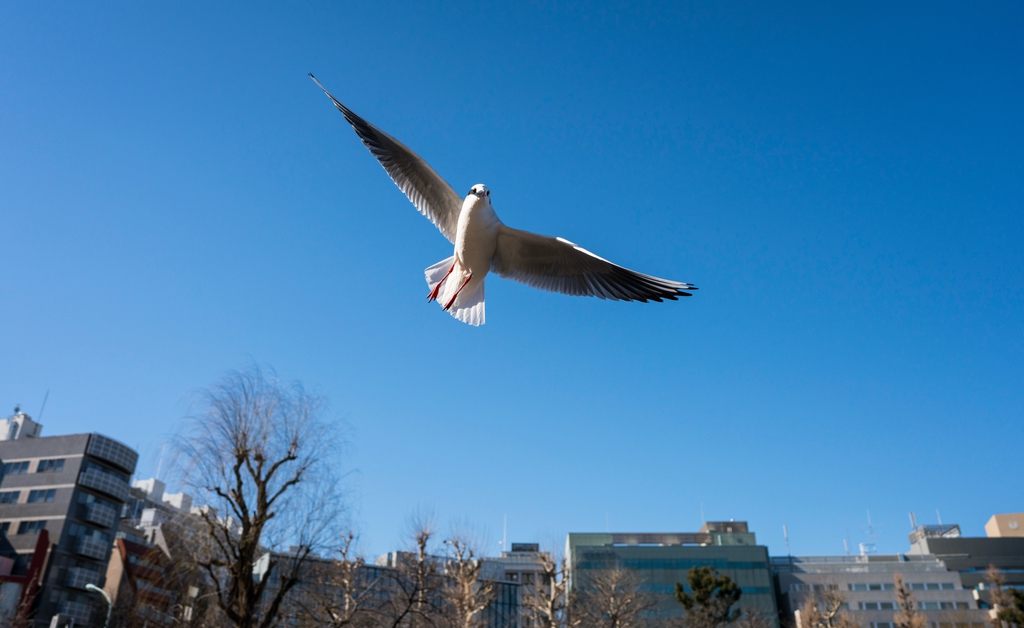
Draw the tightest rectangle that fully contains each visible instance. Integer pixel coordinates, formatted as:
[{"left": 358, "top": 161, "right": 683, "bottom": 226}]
[
  {"left": 675, "top": 566, "right": 743, "bottom": 628},
  {"left": 997, "top": 588, "right": 1024, "bottom": 628}
]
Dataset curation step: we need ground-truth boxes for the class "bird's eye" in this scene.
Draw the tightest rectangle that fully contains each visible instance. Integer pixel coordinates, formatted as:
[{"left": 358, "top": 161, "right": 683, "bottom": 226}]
[
  {"left": 468, "top": 188, "right": 474, "bottom": 195},
  {"left": 486, "top": 190, "right": 490, "bottom": 196}
]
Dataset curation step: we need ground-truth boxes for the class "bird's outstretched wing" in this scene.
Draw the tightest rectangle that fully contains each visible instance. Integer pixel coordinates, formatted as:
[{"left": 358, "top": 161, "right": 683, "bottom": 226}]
[
  {"left": 310, "top": 74, "right": 462, "bottom": 243},
  {"left": 491, "top": 225, "right": 696, "bottom": 301}
]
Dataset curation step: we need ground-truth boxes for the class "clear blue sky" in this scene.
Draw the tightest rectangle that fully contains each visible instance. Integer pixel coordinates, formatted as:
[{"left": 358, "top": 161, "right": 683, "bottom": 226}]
[{"left": 2, "top": 2, "right": 1022, "bottom": 559}]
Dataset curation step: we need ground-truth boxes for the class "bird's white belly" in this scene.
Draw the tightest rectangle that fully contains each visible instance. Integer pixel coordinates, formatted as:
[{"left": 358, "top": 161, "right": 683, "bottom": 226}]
[{"left": 454, "top": 198, "right": 499, "bottom": 286}]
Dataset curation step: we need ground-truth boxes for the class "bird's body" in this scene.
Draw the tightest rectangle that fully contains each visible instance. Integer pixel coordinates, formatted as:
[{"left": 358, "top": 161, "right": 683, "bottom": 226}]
[
  {"left": 310, "top": 74, "right": 696, "bottom": 326},
  {"left": 453, "top": 189, "right": 499, "bottom": 301}
]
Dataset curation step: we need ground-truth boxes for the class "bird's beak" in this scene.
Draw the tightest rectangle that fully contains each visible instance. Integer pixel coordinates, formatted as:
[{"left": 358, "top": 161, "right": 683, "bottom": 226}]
[{"left": 473, "top": 191, "right": 484, "bottom": 198}]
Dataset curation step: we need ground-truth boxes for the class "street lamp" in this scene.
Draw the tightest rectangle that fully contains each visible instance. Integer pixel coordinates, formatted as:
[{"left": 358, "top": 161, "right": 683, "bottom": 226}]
[{"left": 85, "top": 584, "right": 112, "bottom": 628}]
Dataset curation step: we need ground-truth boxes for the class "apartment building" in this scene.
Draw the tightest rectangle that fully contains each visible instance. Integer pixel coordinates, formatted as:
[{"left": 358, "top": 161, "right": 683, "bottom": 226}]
[{"left": 0, "top": 411, "right": 138, "bottom": 627}]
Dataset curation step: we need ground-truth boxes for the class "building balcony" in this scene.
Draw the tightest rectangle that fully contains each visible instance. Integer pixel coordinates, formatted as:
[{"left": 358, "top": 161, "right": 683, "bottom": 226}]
[
  {"left": 87, "top": 434, "right": 139, "bottom": 474},
  {"left": 78, "top": 469, "right": 129, "bottom": 502},
  {"left": 65, "top": 566, "right": 103, "bottom": 589},
  {"left": 58, "top": 600, "right": 94, "bottom": 625},
  {"left": 73, "top": 535, "right": 110, "bottom": 561},
  {"left": 81, "top": 501, "right": 118, "bottom": 528}
]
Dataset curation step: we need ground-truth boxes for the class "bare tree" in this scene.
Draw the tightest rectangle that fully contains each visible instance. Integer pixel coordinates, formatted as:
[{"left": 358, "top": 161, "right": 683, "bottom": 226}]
[
  {"left": 290, "top": 532, "right": 381, "bottom": 628},
  {"left": 443, "top": 532, "right": 497, "bottom": 628},
  {"left": 733, "top": 610, "right": 776, "bottom": 628},
  {"left": 375, "top": 519, "right": 450, "bottom": 628},
  {"left": 175, "top": 366, "right": 345, "bottom": 628},
  {"left": 569, "top": 564, "right": 658, "bottom": 628},
  {"left": 522, "top": 551, "right": 568, "bottom": 628},
  {"left": 893, "top": 574, "right": 926, "bottom": 628},
  {"left": 0, "top": 586, "right": 36, "bottom": 628},
  {"left": 797, "top": 585, "right": 857, "bottom": 628},
  {"left": 987, "top": 561, "right": 1011, "bottom": 626}
]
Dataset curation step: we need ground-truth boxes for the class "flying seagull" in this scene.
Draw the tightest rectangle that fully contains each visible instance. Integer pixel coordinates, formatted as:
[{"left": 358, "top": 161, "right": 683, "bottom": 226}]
[{"left": 309, "top": 74, "right": 696, "bottom": 326}]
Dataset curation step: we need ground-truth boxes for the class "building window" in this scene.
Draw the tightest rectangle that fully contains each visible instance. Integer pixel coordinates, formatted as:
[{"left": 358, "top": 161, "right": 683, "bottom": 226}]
[
  {"left": 918, "top": 602, "right": 964, "bottom": 611},
  {"left": 17, "top": 520, "right": 46, "bottom": 534},
  {"left": 874, "top": 622, "right": 896, "bottom": 628},
  {"left": 36, "top": 459, "right": 65, "bottom": 473},
  {"left": 860, "top": 602, "right": 896, "bottom": 611},
  {"left": 76, "top": 491, "right": 113, "bottom": 506},
  {"left": 0, "top": 491, "right": 19, "bottom": 504},
  {"left": 851, "top": 582, "right": 897, "bottom": 591},
  {"left": 67, "top": 523, "right": 112, "bottom": 544},
  {"left": 83, "top": 460, "right": 128, "bottom": 483},
  {"left": 0, "top": 522, "right": 9, "bottom": 534},
  {"left": 27, "top": 489, "right": 56, "bottom": 503},
  {"left": 2, "top": 461, "right": 30, "bottom": 475}
]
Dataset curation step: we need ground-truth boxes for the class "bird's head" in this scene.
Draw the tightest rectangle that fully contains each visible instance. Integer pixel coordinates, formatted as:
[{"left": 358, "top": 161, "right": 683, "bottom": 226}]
[{"left": 468, "top": 184, "right": 490, "bottom": 202}]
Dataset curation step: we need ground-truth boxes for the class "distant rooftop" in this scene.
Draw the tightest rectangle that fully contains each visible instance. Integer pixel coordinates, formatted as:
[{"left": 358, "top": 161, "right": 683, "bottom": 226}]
[
  {"left": 0, "top": 408, "right": 42, "bottom": 440},
  {"left": 909, "top": 524, "right": 961, "bottom": 544},
  {"left": 771, "top": 553, "right": 950, "bottom": 573},
  {"left": 570, "top": 522, "right": 754, "bottom": 547}
]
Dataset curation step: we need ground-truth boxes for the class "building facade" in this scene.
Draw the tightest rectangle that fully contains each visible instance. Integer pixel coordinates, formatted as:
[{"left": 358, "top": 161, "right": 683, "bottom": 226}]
[
  {"left": 567, "top": 522, "right": 779, "bottom": 625},
  {"left": 0, "top": 418, "right": 138, "bottom": 627},
  {"left": 773, "top": 553, "right": 989, "bottom": 628},
  {"left": 985, "top": 514, "right": 1024, "bottom": 539},
  {"left": 907, "top": 522, "right": 1024, "bottom": 610}
]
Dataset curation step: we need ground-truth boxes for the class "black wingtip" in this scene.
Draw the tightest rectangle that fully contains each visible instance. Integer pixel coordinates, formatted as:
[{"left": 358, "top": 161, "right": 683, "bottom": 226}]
[
  {"left": 307, "top": 74, "right": 350, "bottom": 117},
  {"left": 308, "top": 73, "right": 328, "bottom": 94}
]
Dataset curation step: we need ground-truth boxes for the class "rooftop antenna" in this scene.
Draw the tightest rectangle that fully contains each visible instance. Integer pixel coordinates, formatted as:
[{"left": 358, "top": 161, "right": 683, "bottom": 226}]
[
  {"left": 783, "top": 524, "right": 791, "bottom": 556},
  {"left": 910, "top": 512, "right": 918, "bottom": 529},
  {"left": 936, "top": 510, "right": 943, "bottom": 527},
  {"left": 502, "top": 514, "right": 507, "bottom": 553},
  {"left": 859, "top": 509, "right": 878, "bottom": 556},
  {"left": 843, "top": 537, "right": 850, "bottom": 555},
  {"left": 155, "top": 443, "right": 167, "bottom": 480},
  {"left": 37, "top": 390, "right": 49, "bottom": 422}
]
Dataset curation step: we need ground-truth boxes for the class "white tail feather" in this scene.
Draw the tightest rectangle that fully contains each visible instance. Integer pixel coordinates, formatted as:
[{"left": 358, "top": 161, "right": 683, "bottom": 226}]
[
  {"left": 450, "top": 281, "right": 485, "bottom": 326},
  {"left": 425, "top": 256, "right": 456, "bottom": 292},
  {"left": 424, "top": 256, "right": 486, "bottom": 326}
]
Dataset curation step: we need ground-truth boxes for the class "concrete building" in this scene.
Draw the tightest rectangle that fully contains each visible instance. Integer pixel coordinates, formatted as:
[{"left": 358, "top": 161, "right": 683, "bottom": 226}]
[
  {"left": 484, "top": 542, "right": 552, "bottom": 586},
  {"left": 773, "top": 553, "right": 989, "bottom": 628},
  {"left": 907, "top": 521, "right": 1024, "bottom": 610},
  {"left": 0, "top": 410, "right": 42, "bottom": 442},
  {"left": 0, "top": 413, "right": 138, "bottom": 627},
  {"left": 129, "top": 477, "right": 194, "bottom": 516},
  {"left": 567, "top": 522, "right": 779, "bottom": 625},
  {"left": 103, "top": 537, "right": 178, "bottom": 627},
  {"left": 984, "top": 514, "right": 1024, "bottom": 539},
  {"left": 481, "top": 543, "right": 555, "bottom": 628}
]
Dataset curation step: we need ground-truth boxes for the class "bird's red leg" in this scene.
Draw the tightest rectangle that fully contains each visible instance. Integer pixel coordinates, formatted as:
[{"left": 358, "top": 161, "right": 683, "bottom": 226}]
[
  {"left": 427, "top": 263, "right": 456, "bottom": 302},
  {"left": 443, "top": 273, "right": 472, "bottom": 311}
]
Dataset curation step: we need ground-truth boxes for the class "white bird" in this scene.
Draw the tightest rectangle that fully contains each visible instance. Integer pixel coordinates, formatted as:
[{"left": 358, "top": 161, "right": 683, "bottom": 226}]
[{"left": 310, "top": 75, "right": 697, "bottom": 326}]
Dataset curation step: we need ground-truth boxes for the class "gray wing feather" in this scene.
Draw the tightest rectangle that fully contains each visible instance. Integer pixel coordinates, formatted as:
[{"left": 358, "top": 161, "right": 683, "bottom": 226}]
[
  {"left": 310, "top": 74, "right": 462, "bottom": 243},
  {"left": 491, "top": 225, "right": 696, "bottom": 302}
]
